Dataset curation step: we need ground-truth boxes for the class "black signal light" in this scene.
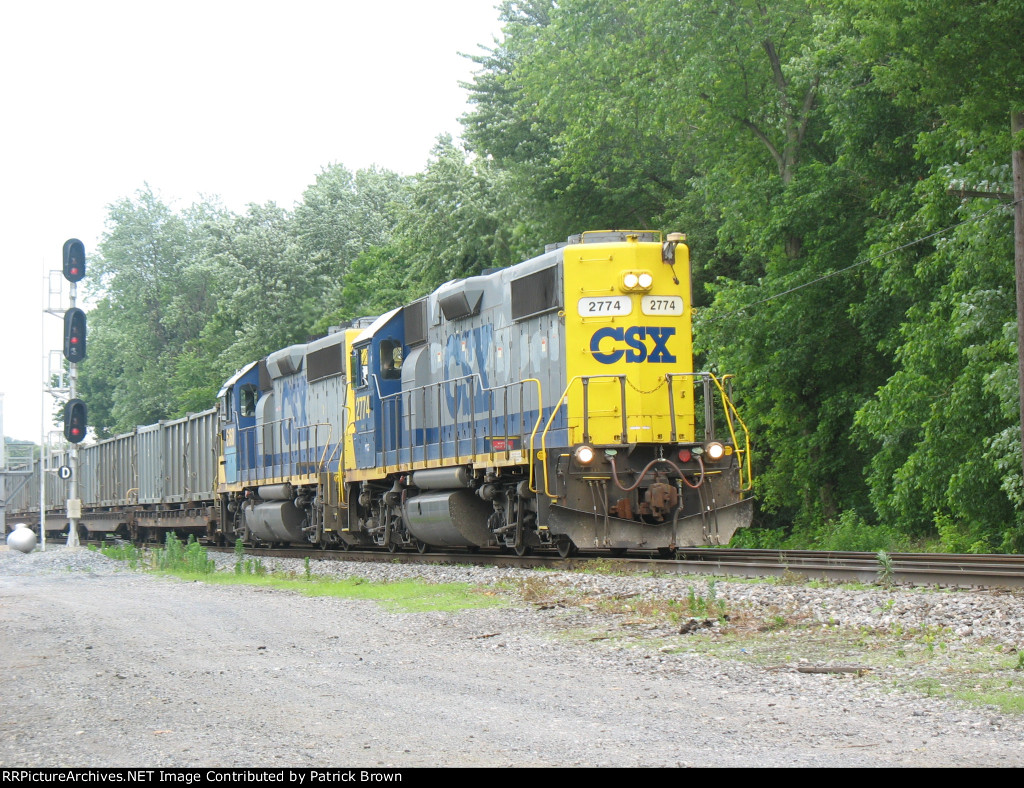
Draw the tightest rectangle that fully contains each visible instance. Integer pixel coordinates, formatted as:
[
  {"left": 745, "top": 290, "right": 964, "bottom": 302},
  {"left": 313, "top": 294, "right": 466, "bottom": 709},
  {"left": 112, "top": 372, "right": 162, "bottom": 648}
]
[
  {"left": 64, "top": 399, "right": 88, "bottom": 444},
  {"left": 62, "top": 238, "right": 86, "bottom": 283},
  {"left": 63, "top": 307, "right": 87, "bottom": 363}
]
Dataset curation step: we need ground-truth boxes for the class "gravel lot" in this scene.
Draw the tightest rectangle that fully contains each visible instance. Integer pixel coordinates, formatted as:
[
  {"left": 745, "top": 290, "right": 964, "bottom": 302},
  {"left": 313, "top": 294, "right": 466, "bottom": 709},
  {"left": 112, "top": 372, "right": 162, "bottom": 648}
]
[{"left": 2, "top": 544, "right": 1024, "bottom": 768}]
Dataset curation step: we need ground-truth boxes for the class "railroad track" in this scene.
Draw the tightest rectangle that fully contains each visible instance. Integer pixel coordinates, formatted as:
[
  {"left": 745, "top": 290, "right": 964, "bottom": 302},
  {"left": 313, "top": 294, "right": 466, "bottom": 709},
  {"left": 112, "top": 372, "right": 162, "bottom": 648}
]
[{"left": 205, "top": 545, "right": 1024, "bottom": 589}]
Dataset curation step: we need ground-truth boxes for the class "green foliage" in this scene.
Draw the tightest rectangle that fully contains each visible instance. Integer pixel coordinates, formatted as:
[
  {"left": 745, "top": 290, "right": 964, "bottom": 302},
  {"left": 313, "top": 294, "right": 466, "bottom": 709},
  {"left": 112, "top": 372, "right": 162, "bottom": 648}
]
[
  {"left": 79, "top": 187, "right": 225, "bottom": 434},
  {"left": 731, "top": 510, "right": 913, "bottom": 553},
  {"left": 313, "top": 245, "right": 409, "bottom": 332},
  {"left": 686, "top": 580, "right": 726, "bottom": 619},
  {"left": 393, "top": 135, "right": 551, "bottom": 288},
  {"left": 96, "top": 541, "right": 143, "bottom": 569},
  {"left": 155, "top": 534, "right": 215, "bottom": 575},
  {"left": 233, "top": 546, "right": 267, "bottom": 576}
]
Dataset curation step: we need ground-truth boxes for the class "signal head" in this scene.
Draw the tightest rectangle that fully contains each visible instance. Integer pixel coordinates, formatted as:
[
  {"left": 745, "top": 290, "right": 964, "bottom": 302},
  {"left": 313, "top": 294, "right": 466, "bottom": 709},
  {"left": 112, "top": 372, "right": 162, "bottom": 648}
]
[
  {"left": 64, "top": 399, "right": 88, "bottom": 444},
  {"left": 62, "top": 239, "right": 86, "bottom": 283},
  {"left": 63, "top": 308, "right": 87, "bottom": 363}
]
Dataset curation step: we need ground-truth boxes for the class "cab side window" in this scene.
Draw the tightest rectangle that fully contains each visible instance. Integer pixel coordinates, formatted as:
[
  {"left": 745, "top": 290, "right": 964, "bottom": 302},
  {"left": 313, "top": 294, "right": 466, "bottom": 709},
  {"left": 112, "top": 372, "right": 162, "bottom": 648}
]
[
  {"left": 380, "top": 340, "right": 402, "bottom": 379},
  {"left": 351, "top": 347, "right": 369, "bottom": 388},
  {"left": 239, "top": 385, "right": 258, "bottom": 417}
]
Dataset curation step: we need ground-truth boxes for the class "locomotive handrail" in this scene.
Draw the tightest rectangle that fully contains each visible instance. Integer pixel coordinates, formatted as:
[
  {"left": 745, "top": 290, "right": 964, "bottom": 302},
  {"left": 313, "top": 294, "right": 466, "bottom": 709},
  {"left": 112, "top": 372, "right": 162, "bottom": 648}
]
[
  {"left": 663, "top": 372, "right": 717, "bottom": 442},
  {"left": 316, "top": 424, "right": 337, "bottom": 475},
  {"left": 533, "top": 375, "right": 621, "bottom": 498},
  {"left": 665, "top": 371, "right": 752, "bottom": 493},
  {"left": 236, "top": 419, "right": 335, "bottom": 485},
  {"left": 534, "top": 371, "right": 752, "bottom": 499},
  {"left": 534, "top": 373, "right": 644, "bottom": 497},
  {"left": 710, "top": 373, "right": 753, "bottom": 492},
  {"left": 337, "top": 398, "right": 350, "bottom": 505},
  {"left": 376, "top": 374, "right": 543, "bottom": 473}
]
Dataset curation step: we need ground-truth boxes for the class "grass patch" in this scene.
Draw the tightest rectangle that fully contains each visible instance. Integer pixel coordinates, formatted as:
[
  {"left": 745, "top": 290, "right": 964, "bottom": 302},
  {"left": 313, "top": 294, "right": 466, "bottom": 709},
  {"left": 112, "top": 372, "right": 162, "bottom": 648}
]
[
  {"left": 205, "top": 573, "right": 507, "bottom": 613},
  {"left": 954, "top": 685, "right": 1024, "bottom": 715},
  {"left": 98, "top": 535, "right": 505, "bottom": 614},
  {"left": 92, "top": 542, "right": 144, "bottom": 569}
]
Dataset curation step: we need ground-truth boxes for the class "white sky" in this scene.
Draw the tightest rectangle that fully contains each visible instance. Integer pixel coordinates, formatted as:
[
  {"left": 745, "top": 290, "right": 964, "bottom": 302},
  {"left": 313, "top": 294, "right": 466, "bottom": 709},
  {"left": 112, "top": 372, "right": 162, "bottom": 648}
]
[{"left": 0, "top": 0, "right": 502, "bottom": 443}]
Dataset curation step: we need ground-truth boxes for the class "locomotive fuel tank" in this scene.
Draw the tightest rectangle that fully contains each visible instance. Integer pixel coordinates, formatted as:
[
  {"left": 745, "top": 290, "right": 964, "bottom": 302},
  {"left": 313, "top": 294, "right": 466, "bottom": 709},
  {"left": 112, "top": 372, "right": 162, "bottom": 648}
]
[
  {"left": 402, "top": 490, "right": 495, "bottom": 548},
  {"left": 242, "top": 498, "right": 308, "bottom": 543}
]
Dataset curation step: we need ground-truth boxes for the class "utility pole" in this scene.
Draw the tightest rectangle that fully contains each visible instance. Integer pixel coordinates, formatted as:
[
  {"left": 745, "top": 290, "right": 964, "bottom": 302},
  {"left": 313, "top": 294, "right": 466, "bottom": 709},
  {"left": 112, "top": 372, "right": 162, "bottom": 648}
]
[
  {"left": 951, "top": 113, "right": 1024, "bottom": 483},
  {"left": 1012, "top": 111, "right": 1024, "bottom": 482}
]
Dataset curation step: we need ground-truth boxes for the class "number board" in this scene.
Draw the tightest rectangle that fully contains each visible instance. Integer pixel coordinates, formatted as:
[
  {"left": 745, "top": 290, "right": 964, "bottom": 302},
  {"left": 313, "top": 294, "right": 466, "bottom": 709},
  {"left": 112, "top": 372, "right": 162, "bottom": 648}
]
[
  {"left": 641, "top": 295, "right": 684, "bottom": 316},
  {"left": 578, "top": 297, "right": 632, "bottom": 316}
]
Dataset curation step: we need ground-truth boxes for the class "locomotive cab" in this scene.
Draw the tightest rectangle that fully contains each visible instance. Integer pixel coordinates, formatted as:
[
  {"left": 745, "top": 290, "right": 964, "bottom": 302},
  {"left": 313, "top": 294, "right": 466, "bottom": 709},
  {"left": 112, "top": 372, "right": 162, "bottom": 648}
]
[
  {"left": 351, "top": 307, "right": 406, "bottom": 470},
  {"left": 218, "top": 360, "right": 262, "bottom": 487}
]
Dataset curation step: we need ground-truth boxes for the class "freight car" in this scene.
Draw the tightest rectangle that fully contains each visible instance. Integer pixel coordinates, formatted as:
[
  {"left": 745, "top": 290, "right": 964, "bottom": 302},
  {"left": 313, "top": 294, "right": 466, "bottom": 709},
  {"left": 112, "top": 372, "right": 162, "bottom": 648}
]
[
  {"left": 8, "top": 409, "right": 219, "bottom": 544},
  {"left": 9, "top": 230, "right": 753, "bottom": 556}
]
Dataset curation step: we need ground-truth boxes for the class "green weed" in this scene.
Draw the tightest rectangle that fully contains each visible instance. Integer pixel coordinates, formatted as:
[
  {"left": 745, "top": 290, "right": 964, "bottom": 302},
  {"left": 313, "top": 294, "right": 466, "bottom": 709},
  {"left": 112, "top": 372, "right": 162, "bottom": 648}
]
[
  {"left": 95, "top": 541, "right": 144, "bottom": 569},
  {"left": 154, "top": 533, "right": 215, "bottom": 575},
  {"left": 876, "top": 550, "right": 894, "bottom": 586}
]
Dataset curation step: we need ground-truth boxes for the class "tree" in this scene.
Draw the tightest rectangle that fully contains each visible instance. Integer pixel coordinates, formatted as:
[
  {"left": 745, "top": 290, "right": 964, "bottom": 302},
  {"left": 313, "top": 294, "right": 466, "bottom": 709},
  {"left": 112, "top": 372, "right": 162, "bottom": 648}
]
[
  {"left": 292, "top": 163, "right": 409, "bottom": 280},
  {"left": 394, "top": 135, "right": 548, "bottom": 288},
  {"left": 205, "top": 202, "right": 316, "bottom": 375},
  {"left": 79, "top": 187, "right": 224, "bottom": 434},
  {"left": 847, "top": 0, "right": 1024, "bottom": 551}
]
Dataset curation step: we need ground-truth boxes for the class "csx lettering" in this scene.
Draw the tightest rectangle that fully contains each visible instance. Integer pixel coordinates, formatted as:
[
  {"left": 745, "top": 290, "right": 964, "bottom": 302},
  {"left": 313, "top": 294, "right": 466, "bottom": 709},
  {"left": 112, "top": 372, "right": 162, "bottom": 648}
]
[{"left": 590, "top": 326, "right": 677, "bottom": 364}]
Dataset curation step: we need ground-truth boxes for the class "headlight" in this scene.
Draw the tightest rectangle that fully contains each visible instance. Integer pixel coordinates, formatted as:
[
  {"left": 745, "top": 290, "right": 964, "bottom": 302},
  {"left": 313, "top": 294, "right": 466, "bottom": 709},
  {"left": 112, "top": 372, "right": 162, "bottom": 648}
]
[
  {"left": 623, "top": 273, "right": 639, "bottom": 289},
  {"left": 637, "top": 272, "right": 653, "bottom": 289},
  {"left": 705, "top": 441, "right": 725, "bottom": 461},
  {"left": 574, "top": 445, "right": 596, "bottom": 465}
]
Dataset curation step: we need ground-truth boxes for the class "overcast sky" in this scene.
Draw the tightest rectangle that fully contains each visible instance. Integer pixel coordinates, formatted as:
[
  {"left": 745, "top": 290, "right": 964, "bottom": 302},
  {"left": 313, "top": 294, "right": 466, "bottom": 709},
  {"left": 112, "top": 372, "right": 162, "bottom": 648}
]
[{"left": 0, "top": 0, "right": 501, "bottom": 443}]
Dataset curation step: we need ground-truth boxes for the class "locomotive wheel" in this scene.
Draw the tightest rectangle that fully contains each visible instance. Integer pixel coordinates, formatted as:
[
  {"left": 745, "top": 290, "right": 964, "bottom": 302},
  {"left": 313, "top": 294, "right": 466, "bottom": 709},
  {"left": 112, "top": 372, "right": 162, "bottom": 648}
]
[
  {"left": 387, "top": 540, "right": 403, "bottom": 553},
  {"left": 513, "top": 541, "right": 532, "bottom": 557},
  {"left": 415, "top": 539, "right": 431, "bottom": 554},
  {"left": 555, "top": 537, "right": 578, "bottom": 559}
]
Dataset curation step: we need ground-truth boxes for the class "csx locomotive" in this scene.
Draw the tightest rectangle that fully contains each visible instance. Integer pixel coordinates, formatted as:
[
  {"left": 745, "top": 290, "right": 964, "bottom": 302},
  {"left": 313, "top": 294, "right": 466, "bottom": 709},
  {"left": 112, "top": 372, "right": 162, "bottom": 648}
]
[{"left": 10, "top": 231, "right": 752, "bottom": 556}]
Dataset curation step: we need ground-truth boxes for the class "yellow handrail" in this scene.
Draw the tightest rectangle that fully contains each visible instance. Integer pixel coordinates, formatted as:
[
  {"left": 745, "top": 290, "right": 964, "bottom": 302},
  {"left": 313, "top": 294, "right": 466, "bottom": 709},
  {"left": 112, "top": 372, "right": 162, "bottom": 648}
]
[
  {"left": 530, "top": 371, "right": 753, "bottom": 499},
  {"left": 530, "top": 378, "right": 575, "bottom": 497},
  {"left": 709, "top": 373, "right": 753, "bottom": 492}
]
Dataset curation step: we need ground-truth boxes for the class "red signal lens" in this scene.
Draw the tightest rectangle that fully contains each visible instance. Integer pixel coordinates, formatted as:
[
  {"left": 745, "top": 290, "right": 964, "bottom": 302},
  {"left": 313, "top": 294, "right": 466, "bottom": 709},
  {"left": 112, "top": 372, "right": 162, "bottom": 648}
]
[{"left": 678, "top": 448, "right": 692, "bottom": 462}]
